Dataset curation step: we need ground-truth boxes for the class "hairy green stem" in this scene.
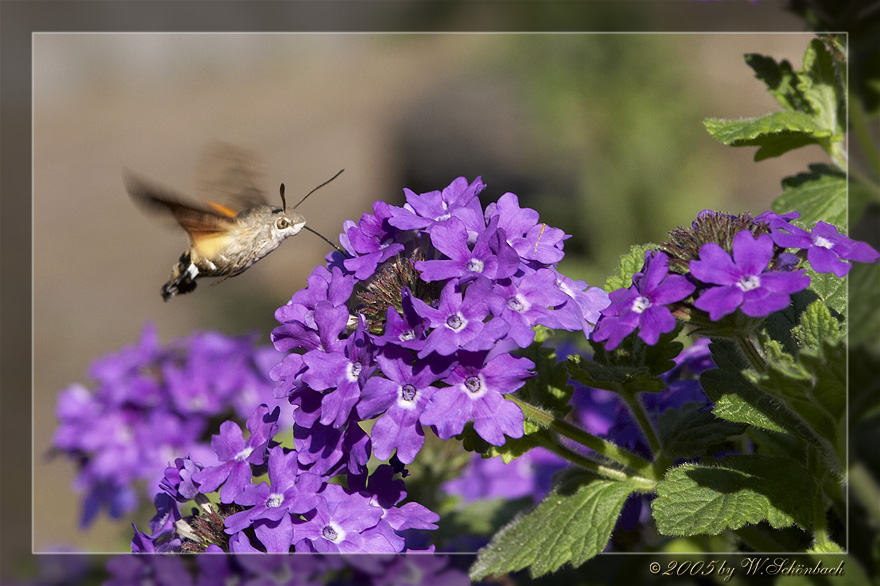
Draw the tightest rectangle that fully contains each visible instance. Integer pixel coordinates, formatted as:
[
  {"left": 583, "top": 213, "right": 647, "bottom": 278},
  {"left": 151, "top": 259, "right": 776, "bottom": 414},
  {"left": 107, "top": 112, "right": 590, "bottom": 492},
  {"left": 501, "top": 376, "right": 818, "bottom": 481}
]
[
  {"left": 508, "top": 395, "right": 659, "bottom": 481},
  {"left": 533, "top": 433, "right": 654, "bottom": 490},
  {"left": 618, "top": 390, "right": 668, "bottom": 469},
  {"left": 734, "top": 334, "right": 766, "bottom": 372}
]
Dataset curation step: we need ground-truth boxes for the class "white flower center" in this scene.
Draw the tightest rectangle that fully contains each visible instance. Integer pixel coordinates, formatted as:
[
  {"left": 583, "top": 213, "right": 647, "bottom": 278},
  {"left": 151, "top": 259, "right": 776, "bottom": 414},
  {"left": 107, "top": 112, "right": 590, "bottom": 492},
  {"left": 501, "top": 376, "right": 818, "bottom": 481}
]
[
  {"left": 446, "top": 313, "right": 466, "bottom": 332},
  {"left": 462, "top": 374, "right": 487, "bottom": 400},
  {"left": 466, "top": 258, "right": 484, "bottom": 273},
  {"left": 737, "top": 275, "right": 761, "bottom": 292},
  {"left": 234, "top": 446, "right": 254, "bottom": 462},
  {"left": 631, "top": 296, "right": 651, "bottom": 314},
  {"left": 507, "top": 294, "right": 529, "bottom": 313},
  {"left": 266, "top": 493, "right": 284, "bottom": 508},
  {"left": 347, "top": 360, "right": 363, "bottom": 382},
  {"left": 396, "top": 384, "right": 418, "bottom": 410},
  {"left": 321, "top": 522, "right": 345, "bottom": 543},
  {"left": 813, "top": 235, "right": 834, "bottom": 249}
]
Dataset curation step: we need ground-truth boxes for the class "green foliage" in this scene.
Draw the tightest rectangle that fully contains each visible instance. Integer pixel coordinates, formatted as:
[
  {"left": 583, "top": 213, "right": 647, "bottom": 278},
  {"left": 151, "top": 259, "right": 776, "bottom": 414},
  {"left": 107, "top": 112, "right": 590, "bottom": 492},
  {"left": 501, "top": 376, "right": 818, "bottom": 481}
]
[
  {"left": 701, "top": 362, "right": 797, "bottom": 435},
  {"left": 470, "top": 472, "right": 636, "bottom": 580},
  {"left": 656, "top": 402, "right": 747, "bottom": 460},
  {"left": 704, "top": 111, "right": 830, "bottom": 161},
  {"left": 652, "top": 455, "right": 821, "bottom": 536},
  {"left": 705, "top": 38, "right": 845, "bottom": 162},
  {"left": 744, "top": 52, "right": 805, "bottom": 112},
  {"left": 603, "top": 243, "right": 654, "bottom": 292},
  {"left": 462, "top": 35, "right": 862, "bottom": 578},
  {"left": 848, "top": 262, "right": 880, "bottom": 350},
  {"left": 772, "top": 163, "right": 846, "bottom": 227},
  {"left": 792, "top": 298, "right": 843, "bottom": 351},
  {"left": 702, "top": 320, "right": 846, "bottom": 468}
]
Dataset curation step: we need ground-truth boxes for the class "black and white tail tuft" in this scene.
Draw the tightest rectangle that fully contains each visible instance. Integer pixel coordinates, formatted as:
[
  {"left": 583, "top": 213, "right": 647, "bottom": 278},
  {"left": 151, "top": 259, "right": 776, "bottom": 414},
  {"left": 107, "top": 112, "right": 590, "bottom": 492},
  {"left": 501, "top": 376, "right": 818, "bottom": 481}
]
[{"left": 161, "top": 252, "right": 199, "bottom": 301}]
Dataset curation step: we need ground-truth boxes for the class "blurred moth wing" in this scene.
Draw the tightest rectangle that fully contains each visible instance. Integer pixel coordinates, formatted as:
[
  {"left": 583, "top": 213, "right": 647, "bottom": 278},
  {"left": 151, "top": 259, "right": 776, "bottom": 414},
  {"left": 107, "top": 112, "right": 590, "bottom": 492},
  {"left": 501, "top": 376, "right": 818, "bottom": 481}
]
[{"left": 123, "top": 171, "right": 239, "bottom": 261}]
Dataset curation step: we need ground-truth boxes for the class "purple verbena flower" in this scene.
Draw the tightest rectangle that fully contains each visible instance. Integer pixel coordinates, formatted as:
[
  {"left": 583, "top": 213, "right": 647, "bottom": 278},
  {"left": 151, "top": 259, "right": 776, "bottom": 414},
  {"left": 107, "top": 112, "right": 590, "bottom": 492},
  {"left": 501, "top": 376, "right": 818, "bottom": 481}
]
[
  {"left": 340, "top": 200, "right": 405, "bottom": 279},
  {"left": 294, "top": 483, "right": 387, "bottom": 553},
  {"left": 690, "top": 230, "right": 810, "bottom": 320},
  {"left": 592, "top": 250, "right": 695, "bottom": 350},
  {"left": 191, "top": 405, "right": 279, "bottom": 504},
  {"left": 767, "top": 219, "right": 880, "bottom": 277},
  {"left": 409, "top": 279, "right": 509, "bottom": 359},
  {"left": 301, "top": 307, "right": 375, "bottom": 428},
  {"left": 387, "top": 176, "right": 486, "bottom": 233},
  {"left": 293, "top": 411, "right": 372, "bottom": 477},
  {"left": 356, "top": 345, "right": 450, "bottom": 463},
  {"left": 415, "top": 215, "right": 520, "bottom": 284},
  {"left": 160, "top": 456, "right": 204, "bottom": 503},
  {"left": 486, "top": 192, "right": 568, "bottom": 265},
  {"left": 52, "top": 325, "right": 286, "bottom": 527},
  {"left": 421, "top": 351, "right": 531, "bottom": 445},
  {"left": 489, "top": 268, "right": 571, "bottom": 347},
  {"left": 224, "top": 446, "right": 323, "bottom": 535},
  {"left": 546, "top": 270, "right": 610, "bottom": 336}
]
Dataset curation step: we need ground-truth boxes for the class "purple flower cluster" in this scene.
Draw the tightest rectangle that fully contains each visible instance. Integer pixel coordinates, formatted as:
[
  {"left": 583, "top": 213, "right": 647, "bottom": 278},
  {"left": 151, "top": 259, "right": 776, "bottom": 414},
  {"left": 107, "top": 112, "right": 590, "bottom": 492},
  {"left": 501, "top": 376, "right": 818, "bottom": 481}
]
[
  {"left": 52, "top": 324, "right": 287, "bottom": 527},
  {"left": 270, "top": 177, "right": 609, "bottom": 468},
  {"left": 133, "top": 177, "right": 606, "bottom": 554},
  {"left": 592, "top": 210, "right": 879, "bottom": 350},
  {"left": 133, "top": 405, "right": 439, "bottom": 553}
]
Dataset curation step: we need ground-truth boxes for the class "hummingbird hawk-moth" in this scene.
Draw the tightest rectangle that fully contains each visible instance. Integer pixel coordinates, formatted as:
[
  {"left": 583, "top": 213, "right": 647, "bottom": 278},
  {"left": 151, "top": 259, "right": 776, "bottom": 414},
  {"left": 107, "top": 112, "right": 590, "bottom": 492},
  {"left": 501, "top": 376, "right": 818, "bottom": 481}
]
[{"left": 125, "top": 143, "right": 342, "bottom": 301}]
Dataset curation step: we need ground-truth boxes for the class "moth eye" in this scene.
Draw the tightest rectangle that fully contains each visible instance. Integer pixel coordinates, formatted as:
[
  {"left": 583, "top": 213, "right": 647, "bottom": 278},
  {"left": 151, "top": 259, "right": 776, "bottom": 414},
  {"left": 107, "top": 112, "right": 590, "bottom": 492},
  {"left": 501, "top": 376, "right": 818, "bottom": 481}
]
[{"left": 275, "top": 217, "right": 290, "bottom": 230}]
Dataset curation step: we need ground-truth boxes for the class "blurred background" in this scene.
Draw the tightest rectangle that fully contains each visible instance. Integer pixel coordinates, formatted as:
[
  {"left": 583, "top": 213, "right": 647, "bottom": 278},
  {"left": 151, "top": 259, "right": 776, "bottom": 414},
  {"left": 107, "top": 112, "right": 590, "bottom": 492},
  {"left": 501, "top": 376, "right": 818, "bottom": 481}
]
[{"left": 33, "top": 32, "right": 823, "bottom": 552}]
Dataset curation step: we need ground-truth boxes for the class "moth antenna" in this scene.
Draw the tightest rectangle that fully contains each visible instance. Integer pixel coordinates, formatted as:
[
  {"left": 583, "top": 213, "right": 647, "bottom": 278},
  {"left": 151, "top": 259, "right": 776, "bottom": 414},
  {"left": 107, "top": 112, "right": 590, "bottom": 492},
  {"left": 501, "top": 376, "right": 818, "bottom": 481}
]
[
  {"left": 279, "top": 183, "right": 287, "bottom": 212},
  {"left": 303, "top": 225, "right": 348, "bottom": 256},
  {"left": 292, "top": 169, "right": 344, "bottom": 210}
]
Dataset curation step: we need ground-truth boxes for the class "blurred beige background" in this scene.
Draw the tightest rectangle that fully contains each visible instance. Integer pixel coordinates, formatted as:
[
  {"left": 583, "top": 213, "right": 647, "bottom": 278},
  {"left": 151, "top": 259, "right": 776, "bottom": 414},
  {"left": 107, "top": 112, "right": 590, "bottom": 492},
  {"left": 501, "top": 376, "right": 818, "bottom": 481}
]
[{"left": 33, "top": 33, "right": 821, "bottom": 552}]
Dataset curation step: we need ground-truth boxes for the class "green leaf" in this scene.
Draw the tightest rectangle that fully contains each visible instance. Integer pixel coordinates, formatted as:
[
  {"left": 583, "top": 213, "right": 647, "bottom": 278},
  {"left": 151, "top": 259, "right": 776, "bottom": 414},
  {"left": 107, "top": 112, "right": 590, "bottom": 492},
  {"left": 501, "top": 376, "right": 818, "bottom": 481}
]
[
  {"left": 470, "top": 473, "right": 636, "bottom": 580},
  {"left": 772, "top": 163, "right": 846, "bottom": 228},
  {"left": 652, "top": 455, "right": 821, "bottom": 536},
  {"left": 797, "top": 38, "right": 845, "bottom": 138},
  {"left": 604, "top": 243, "right": 654, "bottom": 292},
  {"left": 744, "top": 53, "right": 805, "bottom": 112},
  {"left": 657, "top": 402, "right": 747, "bottom": 460},
  {"left": 701, "top": 367, "right": 794, "bottom": 435},
  {"left": 704, "top": 112, "right": 830, "bottom": 161},
  {"left": 748, "top": 328, "right": 846, "bottom": 453},
  {"left": 792, "top": 299, "right": 842, "bottom": 351},
  {"left": 804, "top": 265, "right": 847, "bottom": 318}
]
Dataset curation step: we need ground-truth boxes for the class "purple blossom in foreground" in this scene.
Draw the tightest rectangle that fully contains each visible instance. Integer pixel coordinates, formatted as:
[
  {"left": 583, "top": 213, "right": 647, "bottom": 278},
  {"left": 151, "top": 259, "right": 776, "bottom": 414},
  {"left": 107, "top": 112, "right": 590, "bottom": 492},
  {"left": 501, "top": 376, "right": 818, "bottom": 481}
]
[
  {"left": 356, "top": 345, "right": 449, "bottom": 463},
  {"left": 270, "top": 176, "right": 607, "bottom": 473},
  {"left": 294, "top": 483, "right": 388, "bottom": 553},
  {"left": 691, "top": 230, "right": 810, "bottom": 320},
  {"left": 421, "top": 351, "right": 532, "bottom": 445},
  {"left": 191, "top": 405, "right": 279, "bottom": 504},
  {"left": 767, "top": 219, "right": 880, "bottom": 277},
  {"left": 224, "top": 446, "right": 322, "bottom": 535},
  {"left": 592, "top": 251, "right": 695, "bottom": 350},
  {"left": 51, "top": 324, "right": 287, "bottom": 527}
]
